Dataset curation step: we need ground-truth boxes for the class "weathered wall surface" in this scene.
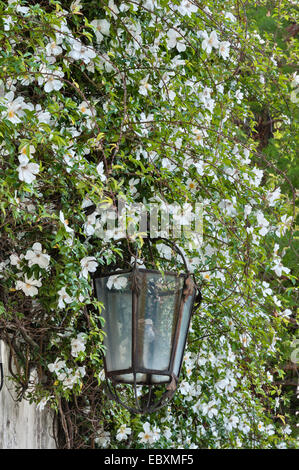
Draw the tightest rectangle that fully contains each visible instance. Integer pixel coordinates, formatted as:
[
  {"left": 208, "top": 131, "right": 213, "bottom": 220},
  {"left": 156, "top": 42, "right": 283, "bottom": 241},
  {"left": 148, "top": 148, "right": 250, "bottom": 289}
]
[{"left": 0, "top": 340, "right": 57, "bottom": 449}]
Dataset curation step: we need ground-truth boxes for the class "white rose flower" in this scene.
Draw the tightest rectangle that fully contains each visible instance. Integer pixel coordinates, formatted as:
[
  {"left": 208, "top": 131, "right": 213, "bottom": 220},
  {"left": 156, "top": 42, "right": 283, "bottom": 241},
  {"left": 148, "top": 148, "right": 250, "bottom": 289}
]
[
  {"left": 96, "top": 161, "right": 107, "bottom": 182},
  {"left": 202, "top": 30, "right": 219, "bottom": 54},
  {"left": 15, "top": 276, "right": 42, "bottom": 297},
  {"left": 240, "top": 332, "right": 251, "bottom": 347},
  {"left": 107, "top": 274, "right": 128, "bottom": 290},
  {"left": 44, "top": 72, "right": 64, "bottom": 93},
  {"left": 25, "top": 242, "right": 50, "bottom": 269},
  {"left": 138, "top": 422, "right": 155, "bottom": 444},
  {"left": 218, "top": 41, "right": 230, "bottom": 60},
  {"left": 90, "top": 19, "right": 110, "bottom": 43},
  {"left": 166, "top": 28, "right": 186, "bottom": 52},
  {"left": 45, "top": 41, "right": 63, "bottom": 57},
  {"left": 139, "top": 75, "right": 152, "bottom": 96},
  {"left": 71, "top": 336, "right": 86, "bottom": 357},
  {"left": 116, "top": 424, "right": 132, "bottom": 442},
  {"left": 57, "top": 286, "right": 74, "bottom": 309},
  {"left": 80, "top": 256, "right": 98, "bottom": 278},
  {"left": 78, "top": 100, "right": 92, "bottom": 116}
]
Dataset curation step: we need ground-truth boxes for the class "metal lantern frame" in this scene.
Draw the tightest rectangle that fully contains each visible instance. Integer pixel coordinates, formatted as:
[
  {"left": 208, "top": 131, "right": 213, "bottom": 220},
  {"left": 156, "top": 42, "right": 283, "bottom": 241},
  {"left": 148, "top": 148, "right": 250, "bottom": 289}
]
[{"left": 93, "top": 239, "right": 201, "bottom": 414}]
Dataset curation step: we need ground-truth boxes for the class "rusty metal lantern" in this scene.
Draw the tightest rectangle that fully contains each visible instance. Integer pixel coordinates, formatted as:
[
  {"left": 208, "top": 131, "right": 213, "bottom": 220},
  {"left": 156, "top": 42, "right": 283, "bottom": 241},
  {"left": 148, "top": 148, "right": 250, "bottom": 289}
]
[{"left": 93, "top": 241, "right": 200, "bottom": 414}]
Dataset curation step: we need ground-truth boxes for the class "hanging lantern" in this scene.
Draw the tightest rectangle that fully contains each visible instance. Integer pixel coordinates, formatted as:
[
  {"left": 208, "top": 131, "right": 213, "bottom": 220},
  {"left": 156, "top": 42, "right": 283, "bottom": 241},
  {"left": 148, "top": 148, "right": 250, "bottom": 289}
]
[
  {"left": 93, "top": 242, "right": 200, "bottom": 414},
  {"left": 0, "top": 362, "right": 3, "bottom": 392}
]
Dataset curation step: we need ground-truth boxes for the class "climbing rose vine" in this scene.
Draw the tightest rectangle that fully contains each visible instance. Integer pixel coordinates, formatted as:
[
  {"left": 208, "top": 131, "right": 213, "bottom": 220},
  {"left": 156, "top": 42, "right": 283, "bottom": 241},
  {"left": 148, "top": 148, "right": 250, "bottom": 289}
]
[{"left": 0, "top": 0, "right": 297, "bottom": 449}]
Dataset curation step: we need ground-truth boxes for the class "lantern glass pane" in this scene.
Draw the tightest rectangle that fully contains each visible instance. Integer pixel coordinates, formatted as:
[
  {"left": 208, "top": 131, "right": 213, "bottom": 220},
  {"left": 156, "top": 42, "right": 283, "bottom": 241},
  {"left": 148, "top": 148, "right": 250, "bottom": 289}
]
[
  {"left": 136, "top": 272, "right": 184, "bottom": 374},
  {"left": 94, "top": 273, "right": 132, "bottom": 373},
  {"left": 173, "top": 292, "right": 195, "bottom": 377}
]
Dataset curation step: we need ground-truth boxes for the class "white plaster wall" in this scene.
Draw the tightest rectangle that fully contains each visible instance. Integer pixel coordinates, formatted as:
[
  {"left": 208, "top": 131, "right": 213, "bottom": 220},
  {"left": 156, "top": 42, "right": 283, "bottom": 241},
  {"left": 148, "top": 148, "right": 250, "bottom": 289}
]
[{"left": 0, "top": 340, "right": 57, "bottom": 449}]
